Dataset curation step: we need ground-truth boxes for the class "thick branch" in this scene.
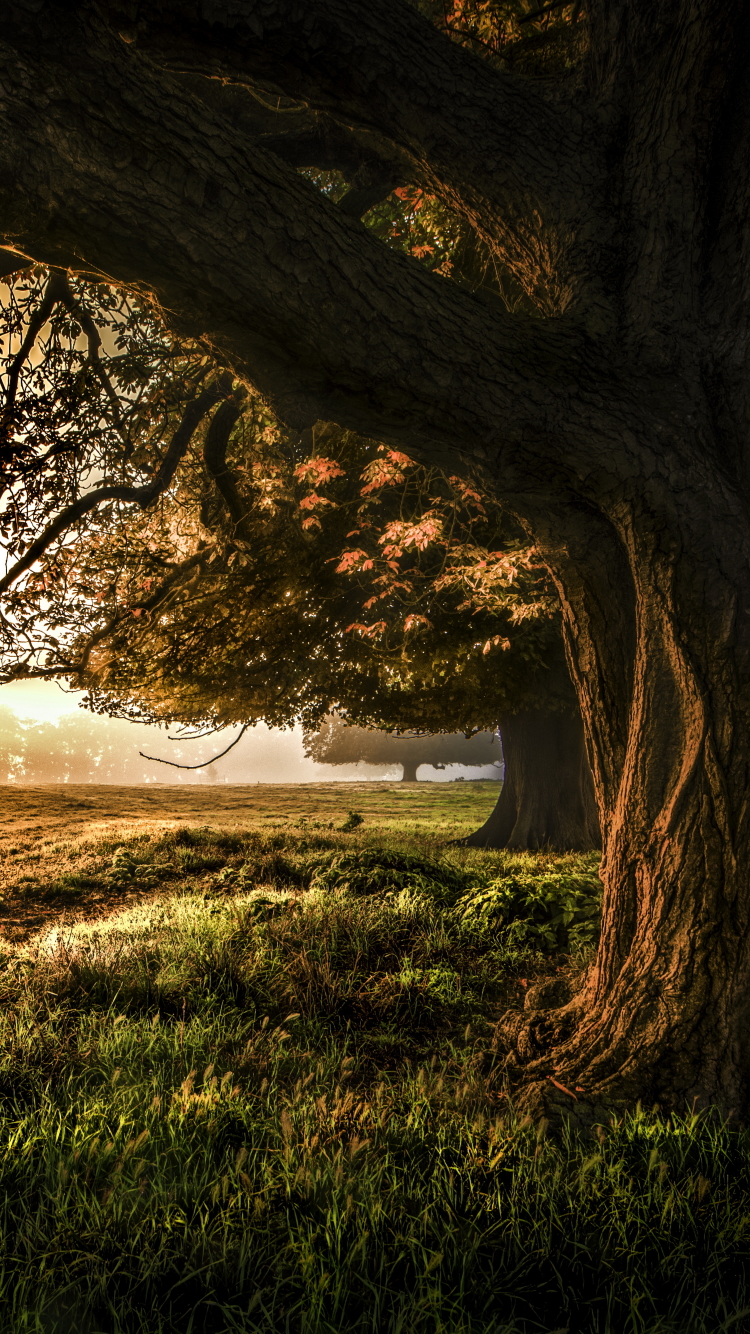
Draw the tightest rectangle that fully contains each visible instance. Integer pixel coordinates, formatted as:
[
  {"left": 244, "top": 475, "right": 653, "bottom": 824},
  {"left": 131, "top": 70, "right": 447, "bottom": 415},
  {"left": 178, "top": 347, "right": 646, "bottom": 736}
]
[
  {"left": 0, "top": 10, "right": 592, "bottom": 475},
  {"left": 0, "top": 246, "right": 31, "bottom": 279},
  {"left": 105, "top": 0, "right": 573, "bottom": 177},
  {"left": 176, "top": 75, "right": 409, "bottom": 210},
  {"left": 96, "top": 0, "right": 595, "bottom": 312},
  {"left": 202, "top": 396, "right": 246, "bottom": 534}
]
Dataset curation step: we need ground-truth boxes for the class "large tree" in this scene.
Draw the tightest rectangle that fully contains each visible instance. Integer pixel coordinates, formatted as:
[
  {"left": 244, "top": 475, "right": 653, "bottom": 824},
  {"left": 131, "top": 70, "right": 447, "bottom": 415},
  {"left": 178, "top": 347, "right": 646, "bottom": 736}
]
[{"left": 1, "top": 0, "right": 745, "bottom": 1114}]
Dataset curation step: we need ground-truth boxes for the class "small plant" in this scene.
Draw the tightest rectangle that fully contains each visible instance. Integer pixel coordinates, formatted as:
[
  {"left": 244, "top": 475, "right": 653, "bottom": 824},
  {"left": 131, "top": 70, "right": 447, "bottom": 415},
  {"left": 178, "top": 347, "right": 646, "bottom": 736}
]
[
  {"left": 109, "top": 846, "right": 162, "bottom": 886},
  {"left": 339, "top": 810, "right": 364, "bottom": 832},
  {"left": 308, "top": 847, "right": 468, "bottom": 901}
]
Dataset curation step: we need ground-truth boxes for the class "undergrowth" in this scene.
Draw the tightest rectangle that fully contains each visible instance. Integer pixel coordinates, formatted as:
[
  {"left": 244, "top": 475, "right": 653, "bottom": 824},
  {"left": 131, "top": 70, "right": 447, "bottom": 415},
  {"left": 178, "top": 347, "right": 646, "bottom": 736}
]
[{"left": 0, "top": 824, "right": 747, "bottom": 1333}]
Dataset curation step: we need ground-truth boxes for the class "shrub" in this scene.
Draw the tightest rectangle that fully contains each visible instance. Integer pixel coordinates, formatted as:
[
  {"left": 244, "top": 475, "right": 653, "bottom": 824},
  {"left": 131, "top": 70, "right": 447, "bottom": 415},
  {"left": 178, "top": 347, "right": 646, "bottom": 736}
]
[
  {"left": 308, "top": 847, "right": 469, "bottom": 903},
  {"left": 457, "top": 868, "right": 603, "bottom": 951}
]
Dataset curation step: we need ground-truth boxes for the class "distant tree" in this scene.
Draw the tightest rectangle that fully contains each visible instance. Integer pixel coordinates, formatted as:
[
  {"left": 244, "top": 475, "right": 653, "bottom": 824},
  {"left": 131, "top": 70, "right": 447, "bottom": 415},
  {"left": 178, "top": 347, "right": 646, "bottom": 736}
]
[
  {"left": 304, "top": 715, "right": 500, "bottom": 782},
  {"left": 0, "top": 706, "right": 24, "bottom": 783}
]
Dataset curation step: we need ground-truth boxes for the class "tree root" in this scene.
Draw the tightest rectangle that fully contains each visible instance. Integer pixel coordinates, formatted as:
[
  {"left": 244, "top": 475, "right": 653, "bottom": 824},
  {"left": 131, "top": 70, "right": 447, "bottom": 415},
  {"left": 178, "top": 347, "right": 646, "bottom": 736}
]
[{"left": 493, "top": 975, "right": 630, "bottom": 1132}]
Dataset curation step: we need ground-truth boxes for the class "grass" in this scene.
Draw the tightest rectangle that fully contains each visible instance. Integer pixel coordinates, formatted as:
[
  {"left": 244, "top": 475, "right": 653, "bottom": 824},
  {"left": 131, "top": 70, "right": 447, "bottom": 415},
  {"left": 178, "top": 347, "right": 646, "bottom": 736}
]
[{"left": 0, "top": 804, "right": 748, "bottom": 1332}]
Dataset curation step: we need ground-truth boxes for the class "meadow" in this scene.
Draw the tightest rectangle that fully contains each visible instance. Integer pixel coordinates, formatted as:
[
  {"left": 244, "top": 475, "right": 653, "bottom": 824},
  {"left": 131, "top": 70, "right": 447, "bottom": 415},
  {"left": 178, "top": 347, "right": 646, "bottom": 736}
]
[{"left": 0, "top": 783, "right": 747, "bottom": 1333}]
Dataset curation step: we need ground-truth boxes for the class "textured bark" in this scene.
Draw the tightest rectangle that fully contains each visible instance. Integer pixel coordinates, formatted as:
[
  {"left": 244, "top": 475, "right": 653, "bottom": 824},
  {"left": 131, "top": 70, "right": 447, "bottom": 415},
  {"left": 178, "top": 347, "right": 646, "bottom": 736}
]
[
  {"left": 2, "top": 0, "right": 750, "bottom": 1111},
  {"left": 500, "top": 476, "right": 750, "bottom": 1119},
  {"left": 465, "top": 710, "right": 600, "bottom": 851}
]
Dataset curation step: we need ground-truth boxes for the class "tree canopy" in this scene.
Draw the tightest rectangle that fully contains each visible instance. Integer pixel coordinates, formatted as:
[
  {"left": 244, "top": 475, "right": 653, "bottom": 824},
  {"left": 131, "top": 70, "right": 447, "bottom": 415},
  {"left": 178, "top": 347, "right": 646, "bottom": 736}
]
[{"left": 0, "top": 265, "right": 563, "bottom": 740}]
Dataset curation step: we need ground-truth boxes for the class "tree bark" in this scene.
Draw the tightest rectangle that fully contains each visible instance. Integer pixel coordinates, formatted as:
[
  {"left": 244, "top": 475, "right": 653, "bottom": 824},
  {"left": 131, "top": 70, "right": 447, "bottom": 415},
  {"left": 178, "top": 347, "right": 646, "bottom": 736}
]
[
  {"left": 503, "top": 445, "right": 750, "bottom": 1118},
  {"left": 400, "top": 759, "right": 419, "bottom": 782},
  {"left": 464, "top": 709, "right": 599, "bottom": 851}
]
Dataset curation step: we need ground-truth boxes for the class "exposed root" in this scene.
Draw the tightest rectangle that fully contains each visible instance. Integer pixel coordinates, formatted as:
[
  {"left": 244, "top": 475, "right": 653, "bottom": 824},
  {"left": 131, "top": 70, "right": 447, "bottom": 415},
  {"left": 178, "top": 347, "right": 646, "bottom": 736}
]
[{"left": 493, "top": 975, "right": 634, "bottom": 1130}]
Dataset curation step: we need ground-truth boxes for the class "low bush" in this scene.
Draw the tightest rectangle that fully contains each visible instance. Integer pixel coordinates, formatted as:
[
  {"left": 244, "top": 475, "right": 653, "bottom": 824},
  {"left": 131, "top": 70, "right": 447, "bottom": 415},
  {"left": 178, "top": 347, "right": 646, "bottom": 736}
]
[{"left": 457, "top": 863, "right": 603, "bottom": 952}]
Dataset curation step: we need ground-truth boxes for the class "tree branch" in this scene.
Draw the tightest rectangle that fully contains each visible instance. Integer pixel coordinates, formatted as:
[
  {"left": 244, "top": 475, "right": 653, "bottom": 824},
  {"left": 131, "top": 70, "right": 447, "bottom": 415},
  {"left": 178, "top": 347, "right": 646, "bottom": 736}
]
[
  {"left": 202, "top": 396, "right": 246, "bottom": 535},
  {"left": 139, "top": 723, "right": 249, "bottom": 769},
  {"left": 0, "top": 11, "right": 593, "bottom": 478},
  {"left": 95, "top": 0, "right": 594, "bottom": 311},
  {"left": 2, "top": 268, "right": 65, "bottom": 423},
  {"left": 53, "top": 270, "right": 125, "bottom": 433},
  {"left": 0, "top": 384, "right": 222, "bottom": 595},
  {"left": 175, "top": 75, "right": 409, "bottom": 207},
  {"left": 0, "top": 246, "right": 32, "bottom": 279}
]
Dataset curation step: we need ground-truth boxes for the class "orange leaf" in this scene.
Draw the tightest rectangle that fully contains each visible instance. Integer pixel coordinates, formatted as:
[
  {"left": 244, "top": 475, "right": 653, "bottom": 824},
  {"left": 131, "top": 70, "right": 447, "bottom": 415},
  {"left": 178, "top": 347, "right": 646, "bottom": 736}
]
[{"left": 547, "top": 1076, "right": 577, "bottom": 1101}]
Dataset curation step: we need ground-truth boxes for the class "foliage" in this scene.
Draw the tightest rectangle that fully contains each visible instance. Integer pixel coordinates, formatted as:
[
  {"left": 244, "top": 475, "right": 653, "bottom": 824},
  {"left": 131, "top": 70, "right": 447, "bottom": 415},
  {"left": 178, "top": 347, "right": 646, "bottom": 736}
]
[
  {"left": 307, "top": 845, "right": 472, "bottom": 902},
  {"left": 0, "top": 202, "right": 567, "bottom": 743},
  {"left": 0, "top": 823, "right": 746, "bottom": 1333},
  {"left": 70, "top": 402, "right": 559, "bottom": 735},
  {"left": 458, "top": 864, "right": 603, "bottom": 952},
  {"left": 0, "top": 266, "right": 217, "bottom": 679}
]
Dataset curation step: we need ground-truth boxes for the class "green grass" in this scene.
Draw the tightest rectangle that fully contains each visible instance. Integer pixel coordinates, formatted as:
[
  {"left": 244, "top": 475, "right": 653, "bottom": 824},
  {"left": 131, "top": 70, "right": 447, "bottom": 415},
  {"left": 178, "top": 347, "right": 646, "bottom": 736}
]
[{"left": 0, "top": 821, "right": 748, "bottom": 1332}]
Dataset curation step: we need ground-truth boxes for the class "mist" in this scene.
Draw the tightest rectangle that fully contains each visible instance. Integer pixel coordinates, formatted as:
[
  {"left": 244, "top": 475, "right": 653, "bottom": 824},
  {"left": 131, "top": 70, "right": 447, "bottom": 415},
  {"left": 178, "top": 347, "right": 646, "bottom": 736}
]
[{"left": 0, "top": 682, "right": 501, "bottom": 784}]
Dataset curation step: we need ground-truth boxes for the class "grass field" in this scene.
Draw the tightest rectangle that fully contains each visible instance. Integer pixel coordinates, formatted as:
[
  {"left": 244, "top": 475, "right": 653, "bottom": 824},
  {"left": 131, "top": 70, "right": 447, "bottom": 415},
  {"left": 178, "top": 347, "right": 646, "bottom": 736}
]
[{"left": 0, "top": 783, "right": 748, "bottom": 1333}]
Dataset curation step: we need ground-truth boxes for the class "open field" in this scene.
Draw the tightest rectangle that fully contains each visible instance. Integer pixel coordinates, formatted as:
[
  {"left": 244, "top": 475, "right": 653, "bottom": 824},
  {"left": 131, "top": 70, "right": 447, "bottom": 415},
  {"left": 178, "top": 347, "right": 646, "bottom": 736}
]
[
  {"left": 0, "top": 779, "right": 502, "bottom": 841},
  {"left": 0, "top": 784, "right": 748, "bottom": 1332},
  {"left": 0, "top": 782, "right": 499, "bottom": 944}
]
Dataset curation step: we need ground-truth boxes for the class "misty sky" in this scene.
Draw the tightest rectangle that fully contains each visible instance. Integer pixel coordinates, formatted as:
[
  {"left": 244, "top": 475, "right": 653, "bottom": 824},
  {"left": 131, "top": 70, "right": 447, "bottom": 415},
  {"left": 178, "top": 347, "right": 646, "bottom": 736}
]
[{"left": 0, "top": 680, "right": 500, "bottom": 784}]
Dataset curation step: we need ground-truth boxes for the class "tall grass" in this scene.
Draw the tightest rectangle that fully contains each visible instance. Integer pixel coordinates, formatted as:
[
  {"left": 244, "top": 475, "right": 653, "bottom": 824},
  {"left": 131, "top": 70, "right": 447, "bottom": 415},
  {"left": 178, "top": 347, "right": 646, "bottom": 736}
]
[{"left": 0, "top": 826, "right": 747, "bottom": 1332}]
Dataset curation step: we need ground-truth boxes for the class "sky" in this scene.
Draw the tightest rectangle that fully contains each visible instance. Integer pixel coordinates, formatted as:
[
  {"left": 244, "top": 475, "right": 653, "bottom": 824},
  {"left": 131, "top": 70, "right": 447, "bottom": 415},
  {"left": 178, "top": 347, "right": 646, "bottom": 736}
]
[{"left": 0, "top": 679, "right": 500, "bottom": 784}]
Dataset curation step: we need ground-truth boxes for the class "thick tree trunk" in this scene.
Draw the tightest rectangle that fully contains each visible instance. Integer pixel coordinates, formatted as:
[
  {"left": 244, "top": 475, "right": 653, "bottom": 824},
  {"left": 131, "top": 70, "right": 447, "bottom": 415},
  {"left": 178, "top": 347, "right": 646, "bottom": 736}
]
[
  {"left": 464, "top": 709, "right": 599, "bottom": 851},
  {"left": 507, "top": 464, "right": 750, "bottom": 1118},
  {"left": 400, "top": 759, "right": 419, "bottom": 782}
]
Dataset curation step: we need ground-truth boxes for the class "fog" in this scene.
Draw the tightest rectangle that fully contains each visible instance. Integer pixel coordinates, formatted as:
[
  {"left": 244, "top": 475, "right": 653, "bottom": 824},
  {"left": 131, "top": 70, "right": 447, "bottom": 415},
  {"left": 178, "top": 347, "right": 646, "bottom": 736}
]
[{"left": 0, "top": 682, "right": 501, "bottom": 784}]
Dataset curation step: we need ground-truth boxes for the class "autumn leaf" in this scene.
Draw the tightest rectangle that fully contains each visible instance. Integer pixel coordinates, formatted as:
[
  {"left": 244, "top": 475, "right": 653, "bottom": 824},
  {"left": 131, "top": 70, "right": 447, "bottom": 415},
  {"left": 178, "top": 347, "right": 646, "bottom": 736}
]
[
  {"left": 294, "top": 456, "right": 346, "bottom": 484},
  {"left": 336, "top": 549, "right": 370, "bottom": 574}
]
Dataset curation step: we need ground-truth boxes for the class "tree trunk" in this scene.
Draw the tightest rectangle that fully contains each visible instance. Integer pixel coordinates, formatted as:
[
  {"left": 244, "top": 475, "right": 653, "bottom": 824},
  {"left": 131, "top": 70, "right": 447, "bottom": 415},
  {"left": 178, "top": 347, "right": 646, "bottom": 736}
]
[
  {"left": 400, "top": 759, "right": 419, "bottom": 782},
  {"left": 507, "top": 463, "right": 750, "bottom": 1118},
  {"left": 464, "top": 709, "right": 599, "bottom": 851}
]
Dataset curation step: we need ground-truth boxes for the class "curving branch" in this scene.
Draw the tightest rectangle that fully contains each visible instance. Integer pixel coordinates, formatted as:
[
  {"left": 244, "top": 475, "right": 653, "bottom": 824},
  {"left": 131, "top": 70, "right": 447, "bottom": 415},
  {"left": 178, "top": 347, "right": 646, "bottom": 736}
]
[
  {"left": 100, "top": 0, "right": 578, "bottom": 194},
  {"left": 2, "top": 269, "right": 66, "bottom": 421},
  {"left": 175, "top": 74, "right": 408, "bottom": 199},
  {"left": 0, "top": 384, "right": 224, "bottom": 595},
  {"left": 139, "top": 722, "right": 249, "bottom": 768},
  {"left": 0, "top": 10, "right": 593, "bottom": 476},
  {"left": 54, "top": 271, "right": 126, "bottom": 433},
  {"left": 92, "top": 0, "right": 591, "bottom": 310},
  {"left": 202, "top": 396, "right": 247, "bottom": 535}
]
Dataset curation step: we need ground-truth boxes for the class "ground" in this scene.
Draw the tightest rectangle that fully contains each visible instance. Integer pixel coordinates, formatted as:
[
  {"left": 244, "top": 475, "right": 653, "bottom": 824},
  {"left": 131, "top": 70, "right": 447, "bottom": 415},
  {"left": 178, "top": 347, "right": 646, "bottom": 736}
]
[
  {"left": 0, "top": 780, "right": 497, "bottom": 945},
  {"left": 0, "top": 782, "right": 748, "bottom": 1333}
]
